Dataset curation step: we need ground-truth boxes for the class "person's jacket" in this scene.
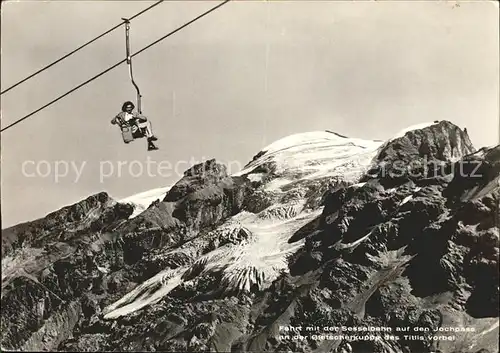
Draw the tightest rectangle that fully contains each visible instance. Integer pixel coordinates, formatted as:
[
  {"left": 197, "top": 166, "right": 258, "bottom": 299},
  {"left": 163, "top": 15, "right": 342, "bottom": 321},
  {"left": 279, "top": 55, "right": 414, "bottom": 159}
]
[{"left": 111, "top": 111, "right": 147, "bottom": 127}]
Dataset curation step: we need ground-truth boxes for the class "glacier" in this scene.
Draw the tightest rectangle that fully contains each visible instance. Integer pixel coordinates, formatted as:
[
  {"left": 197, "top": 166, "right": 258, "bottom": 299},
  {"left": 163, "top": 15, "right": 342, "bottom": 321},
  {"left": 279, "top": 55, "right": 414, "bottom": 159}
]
[{"left": 103, "top": 130, "right": 384, "bottom": 319}]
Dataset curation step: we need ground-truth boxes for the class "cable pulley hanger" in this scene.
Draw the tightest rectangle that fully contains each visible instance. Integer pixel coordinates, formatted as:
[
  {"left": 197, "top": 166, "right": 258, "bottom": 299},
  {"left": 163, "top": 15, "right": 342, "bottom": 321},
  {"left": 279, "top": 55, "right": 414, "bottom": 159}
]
[{"left": 122, "top": 18, "right": 142, "bottom": 114}]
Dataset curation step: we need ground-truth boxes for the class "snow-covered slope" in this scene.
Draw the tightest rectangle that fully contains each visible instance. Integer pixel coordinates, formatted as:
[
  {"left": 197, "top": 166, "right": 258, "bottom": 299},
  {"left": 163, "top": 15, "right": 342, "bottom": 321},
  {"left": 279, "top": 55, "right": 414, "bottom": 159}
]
[
  {"left": 103, "top": 131, "right": 384, "bottom": 319},
  {"left": 389, "top": 121, "right": 439, "bottom": 141},
  {"left": 373, "top": 121, "right": 440, "bottom": 157},
  {"left": 234, "top": 130, "right": 382, "bottom": 182},
  {"left": 117, "top": 186, "right": 171, "bottom": 218}
]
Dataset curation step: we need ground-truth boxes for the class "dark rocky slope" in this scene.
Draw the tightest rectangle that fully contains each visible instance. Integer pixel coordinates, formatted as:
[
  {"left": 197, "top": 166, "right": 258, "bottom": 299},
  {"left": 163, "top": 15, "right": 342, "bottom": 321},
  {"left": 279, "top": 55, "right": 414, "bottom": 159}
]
[{"left": 1, "top": 121, "right": 498, "bottom": 353}]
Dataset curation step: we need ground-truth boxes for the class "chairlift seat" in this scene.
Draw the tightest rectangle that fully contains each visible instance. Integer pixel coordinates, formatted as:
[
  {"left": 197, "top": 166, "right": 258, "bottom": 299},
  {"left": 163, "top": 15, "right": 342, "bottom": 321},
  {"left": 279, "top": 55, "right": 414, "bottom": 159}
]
[{"left": 121, "top": 123, "right": 147, "bottom": 143}]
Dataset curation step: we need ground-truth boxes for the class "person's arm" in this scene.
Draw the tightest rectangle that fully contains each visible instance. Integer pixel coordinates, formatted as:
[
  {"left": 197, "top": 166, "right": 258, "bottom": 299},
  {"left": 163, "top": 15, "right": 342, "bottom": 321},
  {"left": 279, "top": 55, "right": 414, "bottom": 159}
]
[
  {"left": 133, "top": 111, "right": 148, "bottom": 122},
  {"left": 111, "top": 113, "right": 122, "bottom": 125}
]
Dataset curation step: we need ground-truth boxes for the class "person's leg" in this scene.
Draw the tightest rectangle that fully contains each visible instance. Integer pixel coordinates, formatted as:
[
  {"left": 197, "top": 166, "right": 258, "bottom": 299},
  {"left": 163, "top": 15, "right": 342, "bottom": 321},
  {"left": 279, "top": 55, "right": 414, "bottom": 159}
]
[
  {"left": 138, "top": 121, "right": 158, "bottom": 150},
  {"left": 130, "top": 124, "right": 142, "bottom": 138},
  {"left": 138, "top": 121, "right": 157, "bottom": 140},
  {"left": 138, "top": 121, "right": 152, "bottom": 138}
]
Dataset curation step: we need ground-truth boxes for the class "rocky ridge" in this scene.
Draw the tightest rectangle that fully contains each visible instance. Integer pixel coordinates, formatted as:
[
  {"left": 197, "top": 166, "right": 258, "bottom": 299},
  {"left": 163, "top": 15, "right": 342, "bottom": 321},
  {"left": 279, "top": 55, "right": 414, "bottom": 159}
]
[{"left": 1, "top": 121, "right": 498, "bottom": 353}]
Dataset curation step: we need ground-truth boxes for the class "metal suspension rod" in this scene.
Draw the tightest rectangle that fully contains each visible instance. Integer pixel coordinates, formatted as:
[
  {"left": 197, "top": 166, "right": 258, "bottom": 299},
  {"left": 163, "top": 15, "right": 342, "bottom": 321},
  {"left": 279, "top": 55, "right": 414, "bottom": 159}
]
[{"left": 122, "top": 18, "right": 142, "bottom": 113}]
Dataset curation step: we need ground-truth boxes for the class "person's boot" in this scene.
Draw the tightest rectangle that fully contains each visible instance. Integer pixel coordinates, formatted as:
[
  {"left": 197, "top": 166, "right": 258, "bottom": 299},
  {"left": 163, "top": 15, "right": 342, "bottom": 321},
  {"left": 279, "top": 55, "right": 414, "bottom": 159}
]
[
  {"left": 147, "top": 138, "right": 158, "bottom": 151},
  {"left": 149, "top": 135, "right": 158, "bottom": 141}
]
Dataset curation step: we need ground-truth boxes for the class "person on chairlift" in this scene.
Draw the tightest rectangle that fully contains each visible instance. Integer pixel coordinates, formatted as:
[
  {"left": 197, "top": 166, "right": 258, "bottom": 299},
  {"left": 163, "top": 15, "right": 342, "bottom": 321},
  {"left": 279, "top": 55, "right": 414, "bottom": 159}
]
[{"left": 111, "top": 101, "right": 158, "bottom": 150}]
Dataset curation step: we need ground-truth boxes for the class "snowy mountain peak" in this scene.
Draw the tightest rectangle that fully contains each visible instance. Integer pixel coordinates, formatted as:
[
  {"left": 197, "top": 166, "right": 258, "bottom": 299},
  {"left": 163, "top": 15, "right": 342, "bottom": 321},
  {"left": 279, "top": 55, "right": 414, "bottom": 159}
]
[
  {"left": 234, "top": 130, "right": 382, "bottom": 182},
  {"left": 116, "top": 124, "right": 460, "bottom": 221},
  {"left": 104, "top": 123, "right": 475, "bottom": 318}
]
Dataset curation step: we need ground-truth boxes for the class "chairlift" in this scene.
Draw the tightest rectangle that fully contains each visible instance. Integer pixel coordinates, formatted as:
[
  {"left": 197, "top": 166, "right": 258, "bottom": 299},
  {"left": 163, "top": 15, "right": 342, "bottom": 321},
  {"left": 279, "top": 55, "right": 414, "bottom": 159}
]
[{"left": 113, "top": 18, "right": 158, "bottom": 150}]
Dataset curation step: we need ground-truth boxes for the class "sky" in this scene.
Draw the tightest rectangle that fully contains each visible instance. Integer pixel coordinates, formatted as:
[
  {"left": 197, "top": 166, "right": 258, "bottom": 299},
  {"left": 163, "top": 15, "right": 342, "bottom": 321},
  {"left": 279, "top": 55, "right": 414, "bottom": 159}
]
[{"left": 1, "top": 0, "right": 499, "bottom": 228}]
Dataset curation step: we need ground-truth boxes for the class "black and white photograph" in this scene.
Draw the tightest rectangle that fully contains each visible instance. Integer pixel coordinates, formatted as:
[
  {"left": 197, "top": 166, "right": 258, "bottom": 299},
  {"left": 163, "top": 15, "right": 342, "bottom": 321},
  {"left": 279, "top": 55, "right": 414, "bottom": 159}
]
[{"left": 1, "top": 1, "right": 499, "bottom": 352}]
